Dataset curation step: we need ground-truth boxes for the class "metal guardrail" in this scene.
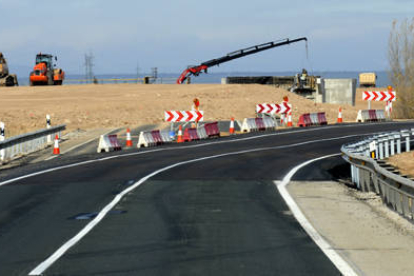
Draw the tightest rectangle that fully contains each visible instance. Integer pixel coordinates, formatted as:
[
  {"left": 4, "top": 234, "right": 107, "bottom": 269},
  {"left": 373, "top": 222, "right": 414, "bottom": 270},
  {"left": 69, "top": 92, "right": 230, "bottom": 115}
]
[
  {"left": 0, "top": 124, "right": 66, "bottom": 164},
  {"left": 341, "top": 128, "right": 414, "bottom": 219}
]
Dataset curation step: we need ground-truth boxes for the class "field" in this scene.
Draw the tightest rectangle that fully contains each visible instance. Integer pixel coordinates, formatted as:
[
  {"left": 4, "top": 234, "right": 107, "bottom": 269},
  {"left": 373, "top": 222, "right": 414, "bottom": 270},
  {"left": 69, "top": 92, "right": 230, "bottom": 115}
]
[{"left": 0, "top": 84, "right": 388, "bottom": 137}]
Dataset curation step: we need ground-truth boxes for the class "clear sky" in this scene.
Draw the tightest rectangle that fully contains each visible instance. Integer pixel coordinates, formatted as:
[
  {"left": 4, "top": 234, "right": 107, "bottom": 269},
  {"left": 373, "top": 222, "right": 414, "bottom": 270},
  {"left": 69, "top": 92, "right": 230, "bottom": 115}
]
[{"left": 0, "top": 0, "right": 412, "bottom": 75}]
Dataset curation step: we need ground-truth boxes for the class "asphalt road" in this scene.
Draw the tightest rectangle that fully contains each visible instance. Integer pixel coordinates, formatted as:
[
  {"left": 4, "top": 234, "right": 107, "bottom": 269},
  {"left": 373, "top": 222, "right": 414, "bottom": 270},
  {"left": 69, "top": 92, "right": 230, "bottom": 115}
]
[{"left": 1, "top": 121, "right": 414, "bottom": 276}]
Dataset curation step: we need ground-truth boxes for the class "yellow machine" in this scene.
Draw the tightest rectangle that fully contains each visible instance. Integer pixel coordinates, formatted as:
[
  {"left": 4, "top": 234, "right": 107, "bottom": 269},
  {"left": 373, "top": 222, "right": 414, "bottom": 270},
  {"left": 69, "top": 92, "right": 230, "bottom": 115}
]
[
  {"left": 0, "top": 52, "right": 18, "bottom": 87},
  {"left": 359, "top": 72, "right": 376, "bottom": 87}
]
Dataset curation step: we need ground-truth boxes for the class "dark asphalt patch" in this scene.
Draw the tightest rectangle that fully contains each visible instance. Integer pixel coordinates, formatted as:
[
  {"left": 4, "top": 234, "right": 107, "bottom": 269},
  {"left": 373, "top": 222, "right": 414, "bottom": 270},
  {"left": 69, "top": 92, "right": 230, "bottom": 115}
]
[{"left": 68, "top": 210, "right": 127, "bottom": 220}]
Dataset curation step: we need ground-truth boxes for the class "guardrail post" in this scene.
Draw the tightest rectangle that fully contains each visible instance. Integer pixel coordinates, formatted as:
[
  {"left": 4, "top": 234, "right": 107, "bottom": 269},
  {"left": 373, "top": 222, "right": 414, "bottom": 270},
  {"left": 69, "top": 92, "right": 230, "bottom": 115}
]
[
  {"left": 374, "top": 137, "right": 379, "bottom": 159},
  {"left": 390, "top": 134, "right": 395, "bottom": 156},
  {"left": 406, "top": 134, "right": 411, "bottom": 152},
  {"left": 396, "top": 133, "right": 402, "bottom": 154},
  {"left": 384, "top": 136, "right": 390, "bottom": 158},
  {"left": 0, "top": 122, "right": 5, "bottom": 161},
  {"left": 379, "top": 138, "right": 384, "bottom": 159}
]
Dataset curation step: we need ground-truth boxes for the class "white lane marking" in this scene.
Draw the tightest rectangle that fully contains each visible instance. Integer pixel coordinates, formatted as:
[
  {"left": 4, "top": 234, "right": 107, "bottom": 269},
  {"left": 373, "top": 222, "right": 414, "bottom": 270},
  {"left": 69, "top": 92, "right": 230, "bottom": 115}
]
[
  {"left": 29, "top": 135, "right": 357, "bottom": 275},
  {"left": 1, "top": 121, "right": 378, "bottom": 189},
  {"left": 275, "top": 154, "right": 358, "bottom": 276}
]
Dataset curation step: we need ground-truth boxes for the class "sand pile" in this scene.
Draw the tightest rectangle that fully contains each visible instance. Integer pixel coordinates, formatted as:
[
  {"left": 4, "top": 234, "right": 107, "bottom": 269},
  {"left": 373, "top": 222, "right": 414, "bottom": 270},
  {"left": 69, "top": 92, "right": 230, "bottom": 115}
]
[
  {"left": 0, "top": 84, "right": 388, "bottom": 137},
  {"left": 388, "top": 152, "right": 414, "bottom": 177}
]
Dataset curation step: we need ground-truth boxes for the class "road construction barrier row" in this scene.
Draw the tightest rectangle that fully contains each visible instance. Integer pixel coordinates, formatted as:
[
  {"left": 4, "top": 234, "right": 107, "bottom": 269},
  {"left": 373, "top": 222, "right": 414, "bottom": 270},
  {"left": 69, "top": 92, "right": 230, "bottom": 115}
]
[
  {"left": 97, "top": 134, "right": 122, "bottom": 152},
  {"left": 241, "top": 117, "right": 277, "bottom": 133},
  {"left": 136, "top": 122, "right": 220, "bottom": 148},
  {"left": 297, "top": 112, "right": 327, "bottom": 127},
  {"left": 342, "top": 128, "right": 414, "bottom": 220},
  {"left": 356, "top": 109, "right": 386, "bottom": 123}
]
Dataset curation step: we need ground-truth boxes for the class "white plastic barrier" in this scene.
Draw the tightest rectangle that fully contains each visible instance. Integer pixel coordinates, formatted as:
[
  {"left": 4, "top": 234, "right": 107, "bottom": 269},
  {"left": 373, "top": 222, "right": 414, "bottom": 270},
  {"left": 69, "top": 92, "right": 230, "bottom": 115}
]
[
  {"left": 376, "top": 110, "right": 386, "bottom": 120},
  {"left": 137, "top": 131, "right": 156, "bottom": 148},
  {"left": 97, "top": 134, "right": 122, "bottom": 153},
  {"left": 160, "top": 130, "right": 173, "bottom": 143},
  {"left": 310, "top": 113, "right": 319, "bottom": 125},
  {"left": 241, "top": 117, "right": 277, "bottom": 133},
  {"left": 356, "top": 110, "right": 371, "bottom": 122},
  {"left": 263, "top": 117, "right": 277, "bottom": 130},
  {"left": 356, "top": 109, "right": 387, "bottom": 123},
  {"left": 197, "top": 125, "right": 208, "bottom": 139},
  {"left": 241, "top": 118, "right": 258, "bottom": 132}
]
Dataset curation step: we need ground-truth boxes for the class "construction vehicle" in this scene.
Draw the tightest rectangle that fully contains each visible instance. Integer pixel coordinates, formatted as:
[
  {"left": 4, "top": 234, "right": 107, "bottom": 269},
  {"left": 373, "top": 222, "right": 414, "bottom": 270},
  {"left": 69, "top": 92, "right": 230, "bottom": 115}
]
[
  {"left": 29, "top": 53, "right": 65, "bottom": 86},
  {"left": 0, "top": 52, "right": 18, "bottom": 87},
  {"left": 177, "top": 37, "right": 308, "bottom": 84},
  {"left": 359, "top": 72, "right": 376, "bottom": 87},
  {"left": 291, "top": 68, "right": 319, "bottom": 94}
]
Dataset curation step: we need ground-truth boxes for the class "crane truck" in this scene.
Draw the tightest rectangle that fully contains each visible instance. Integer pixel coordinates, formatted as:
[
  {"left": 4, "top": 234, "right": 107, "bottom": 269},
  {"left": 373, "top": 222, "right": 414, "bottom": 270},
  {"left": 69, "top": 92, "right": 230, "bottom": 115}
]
[
  {"left": 176, "top": 37, "right": 308, "bottom": 84},
  {"left": 0, "top": 52, "right": 18, "bottom": 87},
  {"left": 29, "top": 53, "right": 65, "bottom": 86}
]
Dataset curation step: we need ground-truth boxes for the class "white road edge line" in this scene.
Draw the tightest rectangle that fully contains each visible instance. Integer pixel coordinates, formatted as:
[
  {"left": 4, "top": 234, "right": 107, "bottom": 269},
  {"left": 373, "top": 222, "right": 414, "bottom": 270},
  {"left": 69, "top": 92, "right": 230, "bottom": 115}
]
[
  {"left": 28, "top": 135, "right": 359, "bottom": 275},
  {"left": 275, "top": 154, "right": 358, "bottom": 276}
]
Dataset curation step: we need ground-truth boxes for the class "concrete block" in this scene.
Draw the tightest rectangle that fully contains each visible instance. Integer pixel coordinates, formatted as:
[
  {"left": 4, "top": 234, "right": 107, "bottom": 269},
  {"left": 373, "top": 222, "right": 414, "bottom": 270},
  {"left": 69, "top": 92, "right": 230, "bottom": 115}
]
[{"left": 322, "top": 78, "right": 356, "bottom": 106}]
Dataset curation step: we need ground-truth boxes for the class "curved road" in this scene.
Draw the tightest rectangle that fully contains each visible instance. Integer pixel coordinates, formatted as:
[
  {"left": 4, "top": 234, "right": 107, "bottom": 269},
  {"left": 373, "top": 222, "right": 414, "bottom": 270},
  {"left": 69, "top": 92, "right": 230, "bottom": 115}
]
[{"left": 1, "top": 122, "right": 413, "bottom": 275}]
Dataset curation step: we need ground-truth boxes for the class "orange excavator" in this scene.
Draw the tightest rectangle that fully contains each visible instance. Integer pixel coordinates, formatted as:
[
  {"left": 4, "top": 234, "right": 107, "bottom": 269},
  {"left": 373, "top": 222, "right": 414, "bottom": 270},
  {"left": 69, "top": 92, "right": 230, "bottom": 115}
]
[{"left": 29, "top": 53, "right": 65, "bottom": 86}]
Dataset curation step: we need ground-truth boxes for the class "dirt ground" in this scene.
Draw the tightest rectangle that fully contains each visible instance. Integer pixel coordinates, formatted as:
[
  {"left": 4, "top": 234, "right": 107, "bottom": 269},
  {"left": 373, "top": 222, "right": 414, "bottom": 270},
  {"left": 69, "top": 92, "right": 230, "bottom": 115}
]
[
  {"left": 0, "top": 84, "right": 388, "bottom": 137},
  {"left": 388, "top": 152, "right": 414, "bottom": 177}
]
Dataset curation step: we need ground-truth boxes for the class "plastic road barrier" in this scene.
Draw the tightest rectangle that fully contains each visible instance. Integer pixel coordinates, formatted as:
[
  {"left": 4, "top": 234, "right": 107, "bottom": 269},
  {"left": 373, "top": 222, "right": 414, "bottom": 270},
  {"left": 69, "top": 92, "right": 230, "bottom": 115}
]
[
  {"left": 97, "top": 134, "right": 122, "bottom": 153},
  {"left": 356, "top": 110, "right": 387, "bottom": 123},
  {"left": 298, "top": 112, "right": 327, "bottom": 127},
  {"left": 204, "top": 122, "right": 220, "bottom": 137},
  {"left": 241, "top": 117, "right": 276, "bottom": 133}
]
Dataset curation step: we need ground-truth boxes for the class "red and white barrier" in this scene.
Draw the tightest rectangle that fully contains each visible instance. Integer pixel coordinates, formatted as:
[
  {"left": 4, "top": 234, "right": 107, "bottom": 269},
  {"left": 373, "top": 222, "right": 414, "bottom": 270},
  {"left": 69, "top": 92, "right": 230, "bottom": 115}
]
[
  {"left": 241, "top": 117, "right": 276, "bottom": 133},
  {"left": 356, "top": 110, "right": 386, "bottom": 123},
  {"left": 297, "top": 112, "right": 327, "bottom": 127},
  {"left": 97, "top": 134, "right": 122, "bottom": 153},
  {"left": 137, "top": 130, "right": 172, "bottom": 148},
  {"left": 183, "top": 128, "right": 200, "bottom": 142}
]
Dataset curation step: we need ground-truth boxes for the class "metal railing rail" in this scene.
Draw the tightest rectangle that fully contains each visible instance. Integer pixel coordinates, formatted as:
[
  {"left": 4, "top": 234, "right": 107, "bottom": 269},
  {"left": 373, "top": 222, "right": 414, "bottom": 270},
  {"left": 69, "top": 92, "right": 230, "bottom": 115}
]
[
  {"left": 0, "top": 124, "right": 66, "bottom": 163},
  {"left": 341, "top": 128, "right": 414, "bottom": 219}
]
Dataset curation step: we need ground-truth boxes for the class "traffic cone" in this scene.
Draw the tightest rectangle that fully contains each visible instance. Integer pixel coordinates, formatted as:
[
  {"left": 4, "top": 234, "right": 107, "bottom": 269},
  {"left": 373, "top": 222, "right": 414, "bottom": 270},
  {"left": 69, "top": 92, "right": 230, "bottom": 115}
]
[
  {"left": 177, "top": 125, "right": 183, "bottom": 143},
  {"left": 280, "top": 114, "right": 285, "bottom": 126},
  {"left": 53, "top": 134, "right": 60, "bottom": 155},
  {"left": 337, "top": 107, "right": 343, "bottom": 123},
  {"left": 287, "top": 112, "right": 293, "bottom": 127},
  {"left": 126, "top": 128, "right": 133, "bottom": 147},
  {"left": 229, "top": 117, "right": 235, "bottom": 134}
]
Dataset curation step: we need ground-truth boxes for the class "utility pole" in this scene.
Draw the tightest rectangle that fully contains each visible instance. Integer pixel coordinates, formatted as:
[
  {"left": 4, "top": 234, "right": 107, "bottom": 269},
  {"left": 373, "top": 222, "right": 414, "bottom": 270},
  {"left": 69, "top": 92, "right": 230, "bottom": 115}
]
[
  {"left": 151, "top": 67, "right": 158, "bottom": 83},
  {"left": 136, "top": 62, "right": 140, "bottom": 84},
  {"left": 84, "top": 51, "right": 94, "bottom": 83}
]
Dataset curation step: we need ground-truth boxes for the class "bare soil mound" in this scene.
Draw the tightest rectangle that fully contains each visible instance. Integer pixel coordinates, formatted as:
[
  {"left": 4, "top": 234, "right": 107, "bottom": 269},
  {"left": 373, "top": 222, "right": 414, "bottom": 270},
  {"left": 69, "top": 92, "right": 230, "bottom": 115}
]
[{"left": 0, "top": 84, "right": 388, "bottom": 136}]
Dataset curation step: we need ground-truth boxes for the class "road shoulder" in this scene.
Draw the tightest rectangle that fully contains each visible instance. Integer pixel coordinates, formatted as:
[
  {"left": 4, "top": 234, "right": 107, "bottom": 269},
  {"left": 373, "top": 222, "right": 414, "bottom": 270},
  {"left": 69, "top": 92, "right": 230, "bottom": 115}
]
[{"left": 288, "top": 181, "right": 414, "bottom": 276}]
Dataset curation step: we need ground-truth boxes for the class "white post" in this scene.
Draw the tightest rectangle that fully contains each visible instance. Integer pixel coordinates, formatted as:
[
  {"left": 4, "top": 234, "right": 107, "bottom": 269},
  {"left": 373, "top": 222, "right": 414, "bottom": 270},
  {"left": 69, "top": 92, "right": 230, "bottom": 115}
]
[
  {"left": 390, "top": 134, "right": 395, "bottom": 156},
  {"left": 384, "top": 138, "right": 390, "bottom": 158},
  {"left": 0, "top": 122, "right": 5, "bottom": 161},
  {"left": 46, "top": 114, "right": 52, "bottom": 144},
  {"left": 396, "top": 134, "right": 401, "bottom": 154},
  {"left": 379, "top": 138, "right": 384, "bottom": 159}
]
